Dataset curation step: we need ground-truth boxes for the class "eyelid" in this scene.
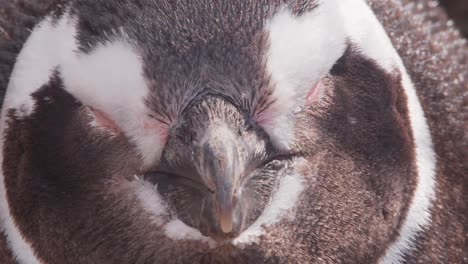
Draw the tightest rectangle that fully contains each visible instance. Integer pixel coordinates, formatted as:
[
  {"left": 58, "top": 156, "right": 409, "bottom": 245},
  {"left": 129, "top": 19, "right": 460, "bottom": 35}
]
[{"left": 145, "top": 171, "right": 213, "bottom": 194}]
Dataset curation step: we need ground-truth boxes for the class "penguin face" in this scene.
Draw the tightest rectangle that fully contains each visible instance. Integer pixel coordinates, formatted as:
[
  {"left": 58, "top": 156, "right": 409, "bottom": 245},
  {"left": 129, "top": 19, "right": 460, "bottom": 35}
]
[
  {"left": 0, "top": 0, "right": 436, "bottom": 263},
  {"left": 153, "top": 96, "right": 288, "bottom": 240}
]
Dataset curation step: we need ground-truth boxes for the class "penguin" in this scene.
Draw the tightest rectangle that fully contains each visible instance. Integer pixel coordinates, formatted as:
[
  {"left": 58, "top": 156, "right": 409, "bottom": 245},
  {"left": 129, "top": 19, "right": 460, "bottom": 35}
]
[{"left": 0, "top": 0, "right": 466, "bottom": 263}]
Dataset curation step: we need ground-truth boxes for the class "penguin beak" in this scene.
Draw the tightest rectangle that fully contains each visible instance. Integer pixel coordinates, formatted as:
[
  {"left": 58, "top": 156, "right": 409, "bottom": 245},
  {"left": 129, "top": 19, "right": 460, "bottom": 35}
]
[
  {"left": 216, "top": 180, "right": 234, "bottom": 234},
  {"left": 196, "top": 124, "right": 242, "bottom": 236}
]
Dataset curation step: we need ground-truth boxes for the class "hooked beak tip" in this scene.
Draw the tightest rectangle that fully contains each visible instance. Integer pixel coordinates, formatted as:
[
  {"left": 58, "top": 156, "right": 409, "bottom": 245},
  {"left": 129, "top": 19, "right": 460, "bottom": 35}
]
[
  {"left": 219, "top": 208, "right": 233, "bottom": 234},
  {"left": 216, "top": 193, "right": 234, "bottom": 234}
]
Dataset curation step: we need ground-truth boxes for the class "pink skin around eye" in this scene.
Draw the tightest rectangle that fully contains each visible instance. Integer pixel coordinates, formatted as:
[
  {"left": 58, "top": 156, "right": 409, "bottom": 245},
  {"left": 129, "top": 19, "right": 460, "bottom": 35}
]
[
  {"left": 255, "top": 106, "right": 278, "bottom": 127},
  {"left": 90, "top": 106, "right": 169, "bottom": 143},
  {"left": 89, "top": 107, "right": 121, "bottom": 134},
  {"left": 305, "top": 80, "right": 322, "bottom": 107},
  {"left": 144, "top": 119, "right": 169, "bottom": 142},
  {"left": 256, "top": 80, "right": 323, "bottom": 126}
]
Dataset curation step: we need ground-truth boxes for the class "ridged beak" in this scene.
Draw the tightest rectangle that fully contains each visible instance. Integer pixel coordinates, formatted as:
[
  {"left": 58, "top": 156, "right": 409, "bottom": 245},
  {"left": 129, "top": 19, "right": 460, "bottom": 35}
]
[{"left": 196, "top": 124, "right": 242, "bottom": 235}]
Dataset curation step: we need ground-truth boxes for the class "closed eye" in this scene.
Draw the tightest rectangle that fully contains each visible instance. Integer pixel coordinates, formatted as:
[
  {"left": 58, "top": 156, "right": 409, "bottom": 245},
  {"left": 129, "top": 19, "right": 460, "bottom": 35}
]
[
  {"left": 239, "top": 153, "right": 296, "bottom": 188},
  {"left": 145, "top": 171, "right": 214, "bottom": 194}
]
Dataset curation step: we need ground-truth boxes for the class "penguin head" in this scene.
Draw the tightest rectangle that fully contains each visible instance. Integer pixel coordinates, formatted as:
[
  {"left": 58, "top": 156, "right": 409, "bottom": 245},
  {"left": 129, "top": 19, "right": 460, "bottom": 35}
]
[
  {"left": 0, "top": 0, "right": 436, "bottom": 263},
  {"left": 152, "top": 94, "right": 290, "bottom": 239}
]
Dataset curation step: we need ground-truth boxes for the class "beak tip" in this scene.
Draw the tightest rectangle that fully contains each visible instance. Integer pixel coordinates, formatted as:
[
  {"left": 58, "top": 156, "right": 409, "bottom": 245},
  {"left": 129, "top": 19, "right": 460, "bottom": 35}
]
[
  {"left": 218, "top": 208, "right": 234, "bottom": 234},
  {"left": 220, "top": 220, "right": 233, "bottom": 234}
]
